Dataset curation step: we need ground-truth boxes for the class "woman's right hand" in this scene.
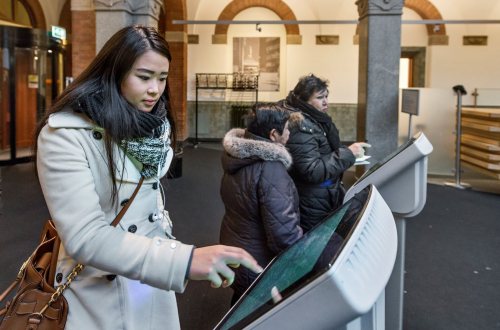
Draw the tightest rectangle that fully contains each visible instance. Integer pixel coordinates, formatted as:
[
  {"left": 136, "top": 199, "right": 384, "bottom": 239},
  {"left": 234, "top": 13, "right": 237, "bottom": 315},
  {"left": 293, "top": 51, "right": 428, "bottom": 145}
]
[
  {"left": 188, "top": 245, "right": 263, "bottom": 288},
  {"left": 348, "top": 142, "right": 371, "bottom": 158}
]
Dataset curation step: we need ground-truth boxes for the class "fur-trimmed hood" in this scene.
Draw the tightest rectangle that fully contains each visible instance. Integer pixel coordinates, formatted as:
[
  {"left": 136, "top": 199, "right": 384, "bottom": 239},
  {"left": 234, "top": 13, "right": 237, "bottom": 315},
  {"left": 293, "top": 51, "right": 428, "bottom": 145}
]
[
  {"left": 287, "top": 112, "right": 306, "bottom": 130},
  {"left": 222, "top": 128, "right": 292, "bottom": 170}
]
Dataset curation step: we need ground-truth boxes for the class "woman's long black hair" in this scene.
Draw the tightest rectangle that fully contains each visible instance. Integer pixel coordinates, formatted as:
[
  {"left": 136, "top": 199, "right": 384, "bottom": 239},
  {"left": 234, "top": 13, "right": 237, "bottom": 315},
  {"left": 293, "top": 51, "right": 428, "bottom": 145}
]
[{"left": 34, "top": 25, "right": 176, "bottom": 202}]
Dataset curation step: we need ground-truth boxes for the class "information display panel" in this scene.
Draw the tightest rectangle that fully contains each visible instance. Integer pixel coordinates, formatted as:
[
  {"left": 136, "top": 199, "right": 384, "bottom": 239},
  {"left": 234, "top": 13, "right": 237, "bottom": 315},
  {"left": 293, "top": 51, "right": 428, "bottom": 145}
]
[{"left": 215, "top": 185, "right": 397, "bottom": 330}]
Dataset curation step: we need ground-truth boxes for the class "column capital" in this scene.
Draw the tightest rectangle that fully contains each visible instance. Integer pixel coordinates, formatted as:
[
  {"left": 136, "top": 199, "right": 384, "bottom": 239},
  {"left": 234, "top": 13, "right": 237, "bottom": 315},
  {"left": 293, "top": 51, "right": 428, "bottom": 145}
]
[
  {"left": 72, "top": 0, "right": 95, "bottom": 11},
  {"left": 355, "top": 0, "right": 404, "bottom": 19},
  {"left": 94, "top": 0, "right": 163, "bottom": 20}
]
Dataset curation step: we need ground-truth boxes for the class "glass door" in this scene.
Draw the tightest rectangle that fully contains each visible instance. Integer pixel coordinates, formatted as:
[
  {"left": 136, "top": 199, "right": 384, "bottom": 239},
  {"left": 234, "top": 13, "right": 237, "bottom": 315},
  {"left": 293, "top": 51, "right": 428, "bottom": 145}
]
[{"left": 0, "top": 27, "right": 63, "bottom": 165}]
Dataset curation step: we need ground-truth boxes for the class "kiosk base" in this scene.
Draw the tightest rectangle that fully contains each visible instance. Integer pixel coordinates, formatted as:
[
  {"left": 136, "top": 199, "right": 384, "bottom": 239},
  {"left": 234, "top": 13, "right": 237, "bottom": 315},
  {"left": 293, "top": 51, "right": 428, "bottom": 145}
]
[
  {"left": 336, "top": 293, "right": 386, "bottom": 330},
  {"left": 444, "top": 181, "right": 471, "bottom": 189},
  {"left": 339, "top": 217, "right": 406, "bottom": 330},
  {"left": 385, "top": 217, "right": 406, "bottom": 330}
]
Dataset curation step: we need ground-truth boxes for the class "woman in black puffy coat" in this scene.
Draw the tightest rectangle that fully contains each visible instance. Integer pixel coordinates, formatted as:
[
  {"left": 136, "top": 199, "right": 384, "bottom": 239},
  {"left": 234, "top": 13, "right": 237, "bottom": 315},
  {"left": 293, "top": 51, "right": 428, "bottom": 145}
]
[
  {"left": 280, "top": 74, "right": 370, "bottom": 233},
  {"left": 219, "top": 103, "right": 303, "bottom": 305}
]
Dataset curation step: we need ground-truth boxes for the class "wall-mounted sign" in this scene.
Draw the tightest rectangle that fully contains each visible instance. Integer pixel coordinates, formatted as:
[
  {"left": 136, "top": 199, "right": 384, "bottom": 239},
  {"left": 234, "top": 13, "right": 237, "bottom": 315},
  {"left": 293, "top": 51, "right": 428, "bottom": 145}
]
[
  {"left": 51, "top": 26, "right": 66, "bottom": 40},
  {"left": 28, "top": 74, "right": 38, "bottom": 89}
]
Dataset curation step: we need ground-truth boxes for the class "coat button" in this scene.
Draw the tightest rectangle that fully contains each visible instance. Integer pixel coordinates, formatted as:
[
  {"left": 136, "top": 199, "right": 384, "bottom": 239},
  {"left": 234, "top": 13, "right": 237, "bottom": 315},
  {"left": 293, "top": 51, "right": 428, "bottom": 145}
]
[
  {"left": 56, "top": 273, "right": 63, "bottom": 283},
  {"left": 148, "top": 213, "right": 155, "bottom": 222},
  {"left": 120, "top": 199, "right": 129, "bottom": 207},
  {"left": 92, "top": 131, "right": 102, "bottom": 140},
  {"left": 106, "top": 274, "right": 116, "bottom": 281},
  {"left": 152, "top": 182, "right": 158, "bottom": 190},
  {"left": 128, "top": 225, "right": 137, "bottom": 233}
]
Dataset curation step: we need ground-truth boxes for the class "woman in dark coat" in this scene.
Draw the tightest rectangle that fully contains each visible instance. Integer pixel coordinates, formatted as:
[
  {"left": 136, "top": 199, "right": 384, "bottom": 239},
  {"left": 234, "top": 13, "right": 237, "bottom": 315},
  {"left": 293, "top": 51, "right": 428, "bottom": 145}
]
[
  {"left": 280, "top": 74, "right": 370, "bottom": 233},
  {"left": 219, "top": 103, "right": 303, "bottom": 305}
]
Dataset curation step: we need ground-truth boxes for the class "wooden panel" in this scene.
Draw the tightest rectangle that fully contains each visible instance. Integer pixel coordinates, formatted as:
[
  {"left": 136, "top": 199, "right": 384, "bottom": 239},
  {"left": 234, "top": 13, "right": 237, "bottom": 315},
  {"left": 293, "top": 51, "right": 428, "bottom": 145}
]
[
  {"left": 461, "top": 146, "right": 500, "bottom": 161},
  {"left": 461, "top": 154, "right": 500, "bottom": 171},
  {"left": 461, "top": 107, "right": 500, "bottom": 180},
  {"left": 462, "top": 119, "right": 500, "bottom": 132},
  {"left": 461, "top": 134, "right": 500, "bottom": 149},
  {"left": 462, "top": 107, "right": 500, "bottom": 119},
  {"left": 462, "top": 161, "right": 500, "bottom": 180},
  {"left": 462, "top": 117, "right": 500, "bottom": 127}
]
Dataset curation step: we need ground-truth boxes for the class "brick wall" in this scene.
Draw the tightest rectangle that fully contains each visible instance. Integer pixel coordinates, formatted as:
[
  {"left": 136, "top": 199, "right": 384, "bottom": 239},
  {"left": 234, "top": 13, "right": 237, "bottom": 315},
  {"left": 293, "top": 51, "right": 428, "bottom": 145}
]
[
  {"left": 71, "top": 11, "right": 96, "bottom": 78},
  {"left": 169, "top": 41, "right": 188, "bottom": 140}
]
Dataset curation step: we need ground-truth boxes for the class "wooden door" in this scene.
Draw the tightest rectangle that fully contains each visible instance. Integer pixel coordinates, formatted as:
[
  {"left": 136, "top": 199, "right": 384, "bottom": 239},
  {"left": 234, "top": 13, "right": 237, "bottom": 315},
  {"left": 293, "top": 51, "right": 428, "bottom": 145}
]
[{"left": 15, "top": 49, "right": 37, "bottom": 149}]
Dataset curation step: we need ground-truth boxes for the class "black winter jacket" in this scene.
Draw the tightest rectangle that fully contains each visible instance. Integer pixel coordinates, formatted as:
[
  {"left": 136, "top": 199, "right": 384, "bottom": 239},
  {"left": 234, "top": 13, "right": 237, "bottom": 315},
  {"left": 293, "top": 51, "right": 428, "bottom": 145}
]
[
  {"left": 219, "top": 128, "right": 302, "bottom": 299},
  {"left": 280, "top": 93, "right": 356, "bottom": 232}
]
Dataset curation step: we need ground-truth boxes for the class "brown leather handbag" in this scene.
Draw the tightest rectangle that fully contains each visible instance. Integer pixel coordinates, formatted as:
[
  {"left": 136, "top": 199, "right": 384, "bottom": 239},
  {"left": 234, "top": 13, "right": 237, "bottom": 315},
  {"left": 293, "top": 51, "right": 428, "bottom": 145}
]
[{"left": 0, "top": 177, "right": 144, "bottom": 329}]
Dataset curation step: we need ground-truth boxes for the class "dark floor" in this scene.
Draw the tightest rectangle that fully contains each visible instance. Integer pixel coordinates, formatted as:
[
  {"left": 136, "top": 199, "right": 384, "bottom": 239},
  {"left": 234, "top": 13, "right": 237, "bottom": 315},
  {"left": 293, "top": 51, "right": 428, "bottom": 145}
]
[{"left": 1, "top": 144, "right": 499, "bottom": 329}]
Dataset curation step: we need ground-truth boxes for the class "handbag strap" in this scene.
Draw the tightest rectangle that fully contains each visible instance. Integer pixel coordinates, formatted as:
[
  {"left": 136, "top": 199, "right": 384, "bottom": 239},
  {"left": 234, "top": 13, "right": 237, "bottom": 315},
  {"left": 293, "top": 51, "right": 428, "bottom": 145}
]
[
  {"left": 0, "top": 176, "right": 145, "bottom": 310},
  {"left": 110, "top": 176, "right": 144, "bottom": 227}
]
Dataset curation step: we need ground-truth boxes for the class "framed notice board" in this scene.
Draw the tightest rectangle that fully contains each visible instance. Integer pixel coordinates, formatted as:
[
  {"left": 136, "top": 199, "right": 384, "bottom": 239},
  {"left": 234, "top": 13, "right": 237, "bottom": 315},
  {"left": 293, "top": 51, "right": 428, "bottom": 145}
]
[{"left": 401, "top": 89, "right": 420, "bottom": 116}]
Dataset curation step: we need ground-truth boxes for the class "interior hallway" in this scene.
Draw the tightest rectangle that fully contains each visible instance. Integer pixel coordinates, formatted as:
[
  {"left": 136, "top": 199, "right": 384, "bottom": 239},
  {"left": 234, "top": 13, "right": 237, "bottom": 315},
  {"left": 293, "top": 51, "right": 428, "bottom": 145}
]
[{"left": 1, "top": 143, "right": 499, "bottom": 329}]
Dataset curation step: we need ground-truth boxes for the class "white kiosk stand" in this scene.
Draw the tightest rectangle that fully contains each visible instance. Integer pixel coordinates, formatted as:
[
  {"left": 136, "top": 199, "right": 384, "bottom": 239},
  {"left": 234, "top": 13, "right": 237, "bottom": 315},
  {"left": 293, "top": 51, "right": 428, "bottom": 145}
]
[
  {"left": 214, "top": 185, "right": 398, "bottom": 330},
  {"left": 343, "top": 131, "right": 433, "bottom": 330}
]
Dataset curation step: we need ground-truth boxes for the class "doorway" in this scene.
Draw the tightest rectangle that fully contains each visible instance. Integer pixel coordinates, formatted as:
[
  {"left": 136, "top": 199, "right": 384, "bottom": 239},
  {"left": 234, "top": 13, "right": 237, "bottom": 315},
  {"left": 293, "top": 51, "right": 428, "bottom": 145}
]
[
  {"left": 0, "top": 26, "right": 65, "bottom": 165},
  {"left": 400, "top": 47, "right": 426, "bottom": 88}
]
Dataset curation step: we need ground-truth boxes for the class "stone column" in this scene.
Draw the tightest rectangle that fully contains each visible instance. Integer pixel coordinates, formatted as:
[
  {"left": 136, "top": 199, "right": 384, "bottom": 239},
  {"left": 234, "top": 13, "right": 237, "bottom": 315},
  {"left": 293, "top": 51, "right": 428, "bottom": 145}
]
[
  {"left": 355, "top": 0, "right": 404, "bottom": 164},
  {"left": 94, "top": 0, "right": 163, "bottom": 52},
  {"left": 356, "top": 3, "right": 405, "bottom": 330}
]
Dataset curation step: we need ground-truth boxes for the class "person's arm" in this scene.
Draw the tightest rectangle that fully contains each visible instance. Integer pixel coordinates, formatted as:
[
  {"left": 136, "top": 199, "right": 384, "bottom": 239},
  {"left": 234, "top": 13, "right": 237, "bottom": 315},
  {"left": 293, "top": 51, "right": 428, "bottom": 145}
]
[
  {"left": 258, "top": 162, "right": 303, "bottom": 254},
  {"left": 287, "top": 128, "right": 355, "bottom": 184}
]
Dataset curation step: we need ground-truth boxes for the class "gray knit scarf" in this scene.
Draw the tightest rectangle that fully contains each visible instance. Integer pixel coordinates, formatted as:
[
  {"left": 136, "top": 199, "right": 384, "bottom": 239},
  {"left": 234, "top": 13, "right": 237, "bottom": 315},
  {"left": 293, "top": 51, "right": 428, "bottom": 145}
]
[
  {"left": 120, "top": 120, "right": 171, "bottom": 178},
  {"left": 76, "top": 91, "right": 172, "bottom": 178}
]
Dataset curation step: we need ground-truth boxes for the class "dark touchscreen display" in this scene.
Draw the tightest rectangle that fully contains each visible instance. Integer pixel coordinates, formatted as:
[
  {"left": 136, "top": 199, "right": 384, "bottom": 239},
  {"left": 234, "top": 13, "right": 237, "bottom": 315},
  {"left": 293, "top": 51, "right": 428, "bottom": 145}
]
[
  {"left": 357, "top": 132, "right": 420, "bottom": 182},
  {"left": 216, "top": 186, "right": 371, "bottom": 330}
]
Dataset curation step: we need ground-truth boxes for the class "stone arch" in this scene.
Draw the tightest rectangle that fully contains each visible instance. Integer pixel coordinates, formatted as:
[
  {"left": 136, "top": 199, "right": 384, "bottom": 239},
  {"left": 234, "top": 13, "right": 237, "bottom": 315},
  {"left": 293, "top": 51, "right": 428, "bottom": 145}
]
[
  {"left": 20, "top": 0, "right": 46, "bottom": 29},
  {"left": 213, "top": 0, "right": 301, "bottom": 44},
  {"left": 404, "top": 0, "right": 446, "bottom": 36}
]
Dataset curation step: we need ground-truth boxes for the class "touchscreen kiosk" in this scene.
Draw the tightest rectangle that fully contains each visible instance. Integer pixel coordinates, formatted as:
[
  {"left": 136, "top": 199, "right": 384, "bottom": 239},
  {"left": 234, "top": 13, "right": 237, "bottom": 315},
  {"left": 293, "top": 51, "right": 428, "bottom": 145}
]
[
  {"left": 343, "top": 131, "right": 433, "bottom": 330},
  {"left": 215, "top": 185, "right": 397, "bottom": 330},
  {"left": 344, "top": 131, "right": 433, "bottom": 217}
]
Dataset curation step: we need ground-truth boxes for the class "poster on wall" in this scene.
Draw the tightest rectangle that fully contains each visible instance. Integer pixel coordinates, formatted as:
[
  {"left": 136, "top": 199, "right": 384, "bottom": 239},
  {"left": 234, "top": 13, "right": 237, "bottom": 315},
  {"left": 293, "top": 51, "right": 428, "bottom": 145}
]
[{"left": 233, "top": 37, "right": 280, "bottom": 91}]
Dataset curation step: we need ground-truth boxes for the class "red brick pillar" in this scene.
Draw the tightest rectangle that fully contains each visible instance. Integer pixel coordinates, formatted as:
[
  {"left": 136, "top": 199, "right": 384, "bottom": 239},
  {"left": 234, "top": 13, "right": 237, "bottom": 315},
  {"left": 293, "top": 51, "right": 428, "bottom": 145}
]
[
  {"left": 165, "top": 1, "right": 188, "bottom": 141},
  {"left": 71, "top": 1, "right": 96, "bottom": 78},
  {"left": 165, "top": 34, "right": 188, "bottom": 141}
]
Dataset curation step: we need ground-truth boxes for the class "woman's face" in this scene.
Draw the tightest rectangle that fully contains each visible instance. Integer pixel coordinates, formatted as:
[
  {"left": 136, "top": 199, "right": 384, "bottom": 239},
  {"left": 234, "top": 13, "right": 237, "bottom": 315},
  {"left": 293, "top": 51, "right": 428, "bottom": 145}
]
[
  {"left": 121, "top": 50, "right": 170, "bottom": 112},
  {"left": 307, "top": 89, "right": 329, "bottom": 113}
]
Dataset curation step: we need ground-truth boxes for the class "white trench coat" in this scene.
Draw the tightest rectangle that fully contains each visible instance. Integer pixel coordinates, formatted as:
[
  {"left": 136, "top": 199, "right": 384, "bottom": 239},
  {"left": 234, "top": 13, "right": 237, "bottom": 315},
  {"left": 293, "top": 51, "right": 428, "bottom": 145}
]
[{"left": 37, "top": 110, "right": 193, "bottom": 330}]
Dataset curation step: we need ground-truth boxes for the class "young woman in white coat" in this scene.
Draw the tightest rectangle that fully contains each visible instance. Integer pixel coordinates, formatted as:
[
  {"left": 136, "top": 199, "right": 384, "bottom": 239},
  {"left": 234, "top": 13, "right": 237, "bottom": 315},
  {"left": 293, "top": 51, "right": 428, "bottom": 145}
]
[{"left": 34, "top": 25, "right": 262, "bottom": 329}]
